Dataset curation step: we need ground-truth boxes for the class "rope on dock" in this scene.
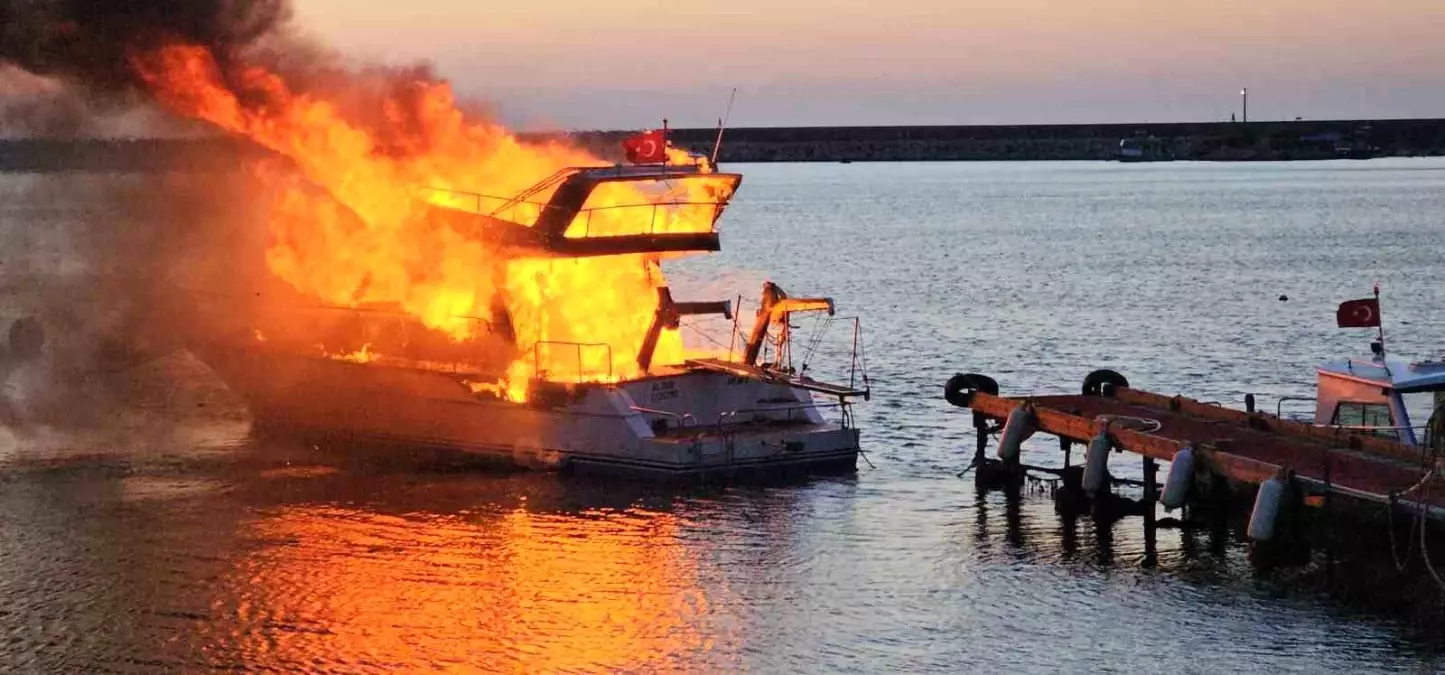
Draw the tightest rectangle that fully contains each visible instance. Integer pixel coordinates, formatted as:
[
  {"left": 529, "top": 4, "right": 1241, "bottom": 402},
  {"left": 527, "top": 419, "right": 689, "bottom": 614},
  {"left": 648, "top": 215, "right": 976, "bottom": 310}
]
[
  {"left": 1417, "top": 474, "right": 1445, "bottom": 595},
  {"left": 1386, "top": 495, "right": 1419, "bottom": 573},
  {"left": 1386, "top": 467, "right": 1445, "bottom": 594},
  {"left": 1094, "top": 415, "right": 1162, "bottom": 434},
  {"left": 1386, "top": 470, "right": 1433, "bottom": 572}
]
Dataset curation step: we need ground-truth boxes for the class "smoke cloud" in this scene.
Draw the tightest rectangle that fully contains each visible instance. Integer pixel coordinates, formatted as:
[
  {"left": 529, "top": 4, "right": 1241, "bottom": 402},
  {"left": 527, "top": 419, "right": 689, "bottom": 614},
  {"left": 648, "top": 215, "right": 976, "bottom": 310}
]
[
  {"left": 0, "top": 0, "right": 290, "bottom": 95},
  {"left": 0, "top": 0, "right": 688, "bottom": 433},
  {"left": 0, "top": 1, "right": 298, "bottom": 432}
]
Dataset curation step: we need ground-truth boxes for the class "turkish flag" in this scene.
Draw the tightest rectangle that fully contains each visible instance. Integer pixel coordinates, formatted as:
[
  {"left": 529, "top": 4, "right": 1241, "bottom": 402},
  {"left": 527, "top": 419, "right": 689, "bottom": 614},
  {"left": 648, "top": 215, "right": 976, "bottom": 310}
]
[
  {"left": 1336, "top": 298, "right": 1380, "bottom": 328},
  {"left": 622, "top": 130, "right": 667, "bottom": 164}
]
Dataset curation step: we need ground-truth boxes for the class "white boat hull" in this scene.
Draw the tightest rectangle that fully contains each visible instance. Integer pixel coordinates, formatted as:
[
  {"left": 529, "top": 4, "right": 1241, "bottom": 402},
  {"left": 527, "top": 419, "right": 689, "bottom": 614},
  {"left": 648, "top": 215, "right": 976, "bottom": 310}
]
[{"left": 192, "top": 344, "right": 860, "bottom": 480}]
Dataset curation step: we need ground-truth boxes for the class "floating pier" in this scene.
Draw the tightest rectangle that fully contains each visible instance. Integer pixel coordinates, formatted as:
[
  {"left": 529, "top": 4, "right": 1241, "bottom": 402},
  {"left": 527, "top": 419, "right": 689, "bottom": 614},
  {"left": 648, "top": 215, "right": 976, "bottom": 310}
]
[{"left": 944, "top": 370, "right": 1445, "bottom": 570}]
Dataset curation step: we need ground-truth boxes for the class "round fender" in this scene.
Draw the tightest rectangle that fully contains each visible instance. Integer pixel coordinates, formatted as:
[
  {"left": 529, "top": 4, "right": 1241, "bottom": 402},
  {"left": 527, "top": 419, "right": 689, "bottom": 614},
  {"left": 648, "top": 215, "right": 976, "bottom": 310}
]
[
  {"left": 1247, "top": 476, "right": 1286, "bottom": 542},
  {"left": 6, "top": 317, "right": 45, "bottom": 362},
  {"left": 1160, "top": 445, "right": 1195, "bottom": 510},
  {"left": 995, "top": 404, "right": 1037, "bottom": 463},
  {"left": 1082, "top": 369, "right": 1129, "bottom": 397},
  {"left": 944, "top": 373, "right": 998, "bottom": 408}
]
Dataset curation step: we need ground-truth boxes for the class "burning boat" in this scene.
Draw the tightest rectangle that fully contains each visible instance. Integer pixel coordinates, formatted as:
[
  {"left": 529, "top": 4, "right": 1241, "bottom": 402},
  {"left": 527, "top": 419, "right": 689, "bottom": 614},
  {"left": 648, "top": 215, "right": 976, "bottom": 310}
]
[
  {"left": 186, "top": 160, "right": 870, "bottom": 479},
  {"left": 0, "top": 29, "right": 868, "bottom": 477}
]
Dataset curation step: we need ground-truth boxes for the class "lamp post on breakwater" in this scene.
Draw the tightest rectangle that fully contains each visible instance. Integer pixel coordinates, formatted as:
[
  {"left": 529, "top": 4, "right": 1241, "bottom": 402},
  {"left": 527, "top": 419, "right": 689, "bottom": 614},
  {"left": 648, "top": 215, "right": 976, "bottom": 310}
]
[{"left": 1241, "top": 87, "right": 1249, "bottom": 124}]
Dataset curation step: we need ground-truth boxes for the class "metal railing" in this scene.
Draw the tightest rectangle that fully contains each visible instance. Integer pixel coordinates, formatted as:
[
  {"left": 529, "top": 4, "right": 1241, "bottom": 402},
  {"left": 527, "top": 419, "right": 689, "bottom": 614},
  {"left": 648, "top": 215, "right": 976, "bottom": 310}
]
[
  {"left": 629, "top": 406, "right": 697, "bottom": 428},
  {"left": 1275, "top": 396, "right": 1318, "bottom": 419},
  {"left": 1318, "top": 423, "right": 1435, "bottom": 448},
  {"left": 716, "top": 401, "right": 850, "bottom": 431},
  {"left": 1326, "top": 423, "right": 1428, "bottom": 433},
  {"left": 277, "top": 303, "right": 497, "bottom": 332},
  {"left": 570, "top": 201, "right": 725, "bottom": 238},
  {"left": 420, "top": 186, "right": 550, "bottom": 226},
  {"left": 420, "top": 186, "right": 728, "bottom": 237},
  {"left": 532, "top": 340, "right": 613, "bottom": 383},
  {"left": 485, "top": 168, "right": 574, "bottom": 217},
  {"left": 251, "top": 304, "right": 500, "bottom": 373}
]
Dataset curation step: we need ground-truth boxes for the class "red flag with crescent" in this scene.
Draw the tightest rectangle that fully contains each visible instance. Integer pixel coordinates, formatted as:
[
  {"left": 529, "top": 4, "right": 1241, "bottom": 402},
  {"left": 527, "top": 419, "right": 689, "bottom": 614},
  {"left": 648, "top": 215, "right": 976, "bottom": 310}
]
[
  {"left": 1336, "top": 298, "right": 1380, "bottom": 328},
  {"left": 622, "top": 129, "right": 667, "bottom": 164}
]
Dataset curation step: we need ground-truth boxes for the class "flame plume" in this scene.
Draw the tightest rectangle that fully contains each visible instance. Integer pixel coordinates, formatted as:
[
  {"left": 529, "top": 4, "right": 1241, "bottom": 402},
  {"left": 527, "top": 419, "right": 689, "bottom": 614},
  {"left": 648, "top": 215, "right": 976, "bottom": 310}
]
[
  {"left": 3, "top": 2, "right": 732, "bottom": 402},
  {"left": 133, "top": 46, "right": 724, "bottom": 400}
]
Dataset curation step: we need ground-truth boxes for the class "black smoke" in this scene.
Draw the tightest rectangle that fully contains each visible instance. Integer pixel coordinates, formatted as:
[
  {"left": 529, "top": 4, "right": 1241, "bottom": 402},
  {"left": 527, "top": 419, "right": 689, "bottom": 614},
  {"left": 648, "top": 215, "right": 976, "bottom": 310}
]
[
  {"left": 0, "top": 0, "right": 290, "bottom": 95},
  {"left": 0, "top": 2, "right": 295, "bottom": 431}
]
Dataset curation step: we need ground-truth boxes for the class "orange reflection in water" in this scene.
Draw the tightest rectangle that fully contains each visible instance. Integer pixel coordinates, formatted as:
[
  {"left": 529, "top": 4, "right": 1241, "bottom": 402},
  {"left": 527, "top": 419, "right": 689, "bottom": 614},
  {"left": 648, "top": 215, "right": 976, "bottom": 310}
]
[{"left": 214, "top": 503, "right": 724, "bottom": 672}]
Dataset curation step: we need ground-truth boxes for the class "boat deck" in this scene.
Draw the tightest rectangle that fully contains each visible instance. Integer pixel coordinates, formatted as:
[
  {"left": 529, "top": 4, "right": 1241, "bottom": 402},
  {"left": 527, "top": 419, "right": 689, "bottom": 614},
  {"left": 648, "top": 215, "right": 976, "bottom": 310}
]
[
  {"left": 685, "top": 358, "right": 869, "bottom": 399},
  {"left": 964, "top": 387, "right": 1444, "bottom": 518}
]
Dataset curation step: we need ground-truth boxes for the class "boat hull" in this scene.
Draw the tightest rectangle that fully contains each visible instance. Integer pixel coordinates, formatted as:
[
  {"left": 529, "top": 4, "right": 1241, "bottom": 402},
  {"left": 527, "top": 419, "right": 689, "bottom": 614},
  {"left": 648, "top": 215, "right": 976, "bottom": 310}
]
[{"left": 193, "top": 343, "right": 860, "bottom": 480}]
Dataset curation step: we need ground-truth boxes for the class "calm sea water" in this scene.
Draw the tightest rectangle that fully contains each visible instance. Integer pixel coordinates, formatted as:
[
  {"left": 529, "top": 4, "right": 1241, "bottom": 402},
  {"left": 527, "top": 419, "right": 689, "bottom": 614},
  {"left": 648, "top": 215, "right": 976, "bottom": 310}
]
[{"left": 4, "top": 160, "right": 1445, "bottom": 672}]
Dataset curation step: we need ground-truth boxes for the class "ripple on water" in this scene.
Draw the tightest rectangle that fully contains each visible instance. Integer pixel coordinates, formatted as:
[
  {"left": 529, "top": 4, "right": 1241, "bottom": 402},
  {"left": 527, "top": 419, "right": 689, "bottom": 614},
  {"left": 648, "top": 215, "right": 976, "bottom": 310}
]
[{"left": 120, "top": 476, "right": 226, "bottom": 502}]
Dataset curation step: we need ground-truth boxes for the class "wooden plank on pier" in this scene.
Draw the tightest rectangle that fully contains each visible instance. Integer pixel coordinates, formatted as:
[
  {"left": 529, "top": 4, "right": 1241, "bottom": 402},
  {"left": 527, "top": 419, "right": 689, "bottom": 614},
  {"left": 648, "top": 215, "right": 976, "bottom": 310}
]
[
  {"left": 1110, "top": 426, "right": 1186, "bottom": 462},
  {"left": 967, "top": 392, "right": 1098, "bottom": 440},
  {"left": 1199, "top": 448, "right": 1280, "bottom": 485},
  {"left": 1034, "top": 405, "right": 1100, "bottom": 442},
  {"left": 969, "top": 392, "right": 1186, "bottom": 459},
  {"left": 1114, "top": 387, "right": 1429, "bottom": 467}
]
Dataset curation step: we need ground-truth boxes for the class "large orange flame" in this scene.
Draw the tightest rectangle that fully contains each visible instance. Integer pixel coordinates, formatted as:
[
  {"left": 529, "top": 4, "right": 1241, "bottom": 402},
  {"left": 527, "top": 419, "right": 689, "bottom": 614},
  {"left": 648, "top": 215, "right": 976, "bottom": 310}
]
[{"left": 131, "top": 45, "right": 729, "bottom": 401}]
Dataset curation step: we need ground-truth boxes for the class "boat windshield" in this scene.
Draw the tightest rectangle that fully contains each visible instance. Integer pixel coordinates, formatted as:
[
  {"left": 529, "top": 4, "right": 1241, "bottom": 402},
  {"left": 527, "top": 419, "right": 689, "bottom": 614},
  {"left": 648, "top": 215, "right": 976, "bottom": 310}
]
[{"left": 562, "top": 175, "right": 738, "bottom": 238}]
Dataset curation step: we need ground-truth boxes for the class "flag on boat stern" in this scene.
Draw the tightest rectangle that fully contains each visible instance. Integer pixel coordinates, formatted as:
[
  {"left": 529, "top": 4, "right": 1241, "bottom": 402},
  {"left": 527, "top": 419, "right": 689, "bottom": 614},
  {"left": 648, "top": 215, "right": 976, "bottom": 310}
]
[
  {"left": 1336, "top": 297, "right": 1381, "bottom": 328},
  {"left": 623, "top": 129, "right": 667, "bottom": 164}
]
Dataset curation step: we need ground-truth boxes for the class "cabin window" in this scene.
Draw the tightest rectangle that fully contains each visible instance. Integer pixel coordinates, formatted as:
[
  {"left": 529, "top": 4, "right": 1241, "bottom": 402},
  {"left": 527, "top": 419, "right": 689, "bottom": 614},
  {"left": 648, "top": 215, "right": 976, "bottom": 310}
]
[{"left": 1331, "top": 401, "right": 1396, "bottom": 439}]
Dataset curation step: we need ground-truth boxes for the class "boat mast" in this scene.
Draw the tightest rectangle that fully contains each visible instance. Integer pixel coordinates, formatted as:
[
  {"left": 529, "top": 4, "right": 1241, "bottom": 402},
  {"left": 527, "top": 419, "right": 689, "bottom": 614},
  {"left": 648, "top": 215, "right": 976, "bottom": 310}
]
[
  {"left": 711, "top": 88, "right": 738, "bottom": 167},
  {"left": 1375, "top": 283, "right": 1386, "bottom": 358}
]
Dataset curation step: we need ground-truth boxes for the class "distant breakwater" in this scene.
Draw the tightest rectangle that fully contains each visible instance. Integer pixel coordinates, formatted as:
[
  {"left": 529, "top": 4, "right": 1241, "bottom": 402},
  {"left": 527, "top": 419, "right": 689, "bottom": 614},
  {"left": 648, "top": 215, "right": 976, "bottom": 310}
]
[
  {"left": 4, "top": 119, "right": 1445, "bottom": 171},
  {"left": 600, "top": 119, "right": 1445, "bottom": 163}
]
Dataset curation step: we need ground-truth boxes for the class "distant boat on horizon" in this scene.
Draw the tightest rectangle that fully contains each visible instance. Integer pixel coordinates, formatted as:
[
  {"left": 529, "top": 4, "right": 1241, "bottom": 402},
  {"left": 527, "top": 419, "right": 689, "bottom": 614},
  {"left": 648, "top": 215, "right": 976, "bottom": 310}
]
[{"left": 1114, "top": 134, "right": 1174, "bottom": 163}]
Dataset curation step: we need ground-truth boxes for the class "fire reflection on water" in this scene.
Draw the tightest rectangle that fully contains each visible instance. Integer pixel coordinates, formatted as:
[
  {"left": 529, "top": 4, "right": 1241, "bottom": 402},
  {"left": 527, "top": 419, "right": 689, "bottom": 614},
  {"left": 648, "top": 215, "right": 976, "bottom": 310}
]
[{"left": 211, "top": 503, "right": 727, "bottom": 671}]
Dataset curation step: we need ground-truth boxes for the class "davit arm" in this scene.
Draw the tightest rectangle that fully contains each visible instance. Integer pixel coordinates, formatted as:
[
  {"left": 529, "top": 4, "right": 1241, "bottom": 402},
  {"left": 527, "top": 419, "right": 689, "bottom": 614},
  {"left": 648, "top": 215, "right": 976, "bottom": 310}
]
[{"left": 742, "top": 281, "right": 835, "bottom": 367}]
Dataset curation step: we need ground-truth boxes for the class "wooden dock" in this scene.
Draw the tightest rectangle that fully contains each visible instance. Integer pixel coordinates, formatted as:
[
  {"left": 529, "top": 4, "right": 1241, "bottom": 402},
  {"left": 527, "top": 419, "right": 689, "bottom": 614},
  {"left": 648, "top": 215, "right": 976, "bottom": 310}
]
[
  {"left": 948, "top": 376, "right": 1444, "bottom": 523},
  {"left": 946, "top": 370, "right": 1445, "bottom": 623}
]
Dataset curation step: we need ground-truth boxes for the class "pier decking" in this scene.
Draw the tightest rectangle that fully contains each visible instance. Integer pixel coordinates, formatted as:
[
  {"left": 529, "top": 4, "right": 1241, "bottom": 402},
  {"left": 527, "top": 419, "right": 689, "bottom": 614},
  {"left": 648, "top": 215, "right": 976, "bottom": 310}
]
[{"left": 954, "top": 383, "right": 1443, "bottom": 522}]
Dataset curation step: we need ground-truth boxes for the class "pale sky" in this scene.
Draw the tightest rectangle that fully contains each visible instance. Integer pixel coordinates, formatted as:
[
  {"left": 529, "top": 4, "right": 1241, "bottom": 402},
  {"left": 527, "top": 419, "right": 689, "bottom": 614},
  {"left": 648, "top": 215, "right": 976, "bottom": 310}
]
[{"left": 292, "top": 0, "right": 1445, "bottom": 129}]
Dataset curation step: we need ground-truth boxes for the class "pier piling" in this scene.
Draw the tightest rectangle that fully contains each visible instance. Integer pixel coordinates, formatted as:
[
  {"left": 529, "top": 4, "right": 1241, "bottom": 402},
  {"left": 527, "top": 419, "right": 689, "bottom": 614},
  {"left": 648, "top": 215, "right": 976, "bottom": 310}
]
[{"left": 1144, "top": 456, "right": 1159, "bottom": 566}]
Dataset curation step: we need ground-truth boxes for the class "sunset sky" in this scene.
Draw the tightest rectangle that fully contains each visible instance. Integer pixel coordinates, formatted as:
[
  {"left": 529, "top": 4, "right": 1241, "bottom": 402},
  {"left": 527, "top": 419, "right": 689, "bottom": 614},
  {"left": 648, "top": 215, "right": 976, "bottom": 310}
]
[{"left": 293, "top": 0, "right": 1445, "bottom": 129}]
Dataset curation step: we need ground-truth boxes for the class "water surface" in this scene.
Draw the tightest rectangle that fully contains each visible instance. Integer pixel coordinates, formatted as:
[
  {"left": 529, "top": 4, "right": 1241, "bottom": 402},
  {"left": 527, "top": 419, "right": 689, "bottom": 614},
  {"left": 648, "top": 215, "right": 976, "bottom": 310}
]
[{"left": 4, "top": 160, "right": 1445, "bottom": 672}]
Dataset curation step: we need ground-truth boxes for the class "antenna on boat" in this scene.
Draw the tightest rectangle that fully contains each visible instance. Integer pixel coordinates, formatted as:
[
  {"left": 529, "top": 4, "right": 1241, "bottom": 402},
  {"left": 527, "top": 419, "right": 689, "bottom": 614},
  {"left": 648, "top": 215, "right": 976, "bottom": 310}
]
[{"left": 711, "top": 88, "right": 738, "bottom": 167}]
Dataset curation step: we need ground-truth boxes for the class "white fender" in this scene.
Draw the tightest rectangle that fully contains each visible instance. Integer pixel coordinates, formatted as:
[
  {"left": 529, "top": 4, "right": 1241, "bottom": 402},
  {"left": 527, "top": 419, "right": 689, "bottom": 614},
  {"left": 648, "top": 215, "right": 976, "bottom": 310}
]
[
  {"left": 1161, "top": 445, "right": 1195, "bottom": 510},
  {"left": 1083, "top": 431, "right": 1111, "bottom": 495},
  {"left": 1247, "top": 476, "right": 1286, "bottom": 542},
  {"left": 995, "top": 405, "right": 1037, "bottom": 463}
]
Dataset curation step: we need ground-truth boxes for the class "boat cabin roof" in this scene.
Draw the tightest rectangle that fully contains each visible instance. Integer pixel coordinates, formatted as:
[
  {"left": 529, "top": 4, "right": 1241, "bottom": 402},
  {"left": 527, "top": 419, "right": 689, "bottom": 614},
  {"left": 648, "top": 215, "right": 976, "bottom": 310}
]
[
  {"left": 423, "top": 162, "right": 741, "bottom": 258},
  {"left": 1317, "top": 355, "right": 1445, "bottom": 393}
]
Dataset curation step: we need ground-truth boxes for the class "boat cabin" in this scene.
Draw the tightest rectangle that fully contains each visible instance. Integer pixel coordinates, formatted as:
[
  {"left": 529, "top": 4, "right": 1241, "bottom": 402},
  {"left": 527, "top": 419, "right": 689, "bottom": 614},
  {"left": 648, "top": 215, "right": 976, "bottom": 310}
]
[{"left": 1314, "top": 348, "right": 1445, "bottom": 446}]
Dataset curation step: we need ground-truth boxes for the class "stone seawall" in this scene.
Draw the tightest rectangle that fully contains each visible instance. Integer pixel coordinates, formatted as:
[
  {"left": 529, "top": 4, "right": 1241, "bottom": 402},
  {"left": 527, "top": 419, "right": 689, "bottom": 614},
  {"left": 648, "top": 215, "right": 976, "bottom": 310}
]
[
  {"left": 4, "top": 119, "right": 1445, "bottom": 171},
  {"left": 566, "top": 119, "right": 1445, "bottom": 163}
]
